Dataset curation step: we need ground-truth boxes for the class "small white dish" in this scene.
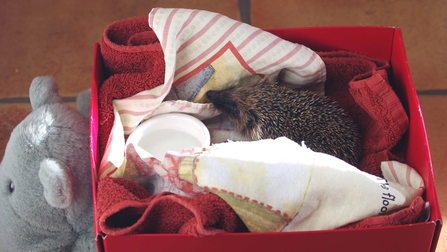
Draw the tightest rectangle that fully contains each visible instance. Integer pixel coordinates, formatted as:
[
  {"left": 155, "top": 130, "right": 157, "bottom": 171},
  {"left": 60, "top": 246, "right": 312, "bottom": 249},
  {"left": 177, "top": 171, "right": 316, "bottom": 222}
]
[{"left": 126, "top": 113, "right": 210, "bottom": 160}]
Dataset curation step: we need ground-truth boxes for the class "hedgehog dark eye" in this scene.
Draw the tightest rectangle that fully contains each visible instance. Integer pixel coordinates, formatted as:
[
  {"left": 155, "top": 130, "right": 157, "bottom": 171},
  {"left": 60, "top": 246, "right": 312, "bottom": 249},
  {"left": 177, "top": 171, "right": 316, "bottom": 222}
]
[
  {"left": 228, "top": 105, "right": 239, "bottom": 117},
  {"left": 8, "top": 180, "right": 14, "bottom": 193},
  {"left": 220, "top": 103, "right": 239, "bottom": 118}
]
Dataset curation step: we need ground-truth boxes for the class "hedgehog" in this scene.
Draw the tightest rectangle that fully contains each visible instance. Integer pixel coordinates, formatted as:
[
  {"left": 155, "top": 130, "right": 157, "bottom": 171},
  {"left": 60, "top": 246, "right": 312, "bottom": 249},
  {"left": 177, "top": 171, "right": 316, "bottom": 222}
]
[{"left": 205, "top": 75, "right": 362, "bottom": 167}]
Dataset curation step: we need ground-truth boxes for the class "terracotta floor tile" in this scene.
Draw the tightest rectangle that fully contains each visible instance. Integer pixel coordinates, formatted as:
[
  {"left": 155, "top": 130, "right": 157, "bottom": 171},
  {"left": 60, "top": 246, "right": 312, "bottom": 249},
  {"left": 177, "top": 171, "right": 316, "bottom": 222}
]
[
  {"left": 0, "top": 1, "right": 445, "bottom": 250},
  {"left": 0, "top": 0, "right": 240, "bottom": 98},
  {"left": 251, "top": 0, "right": 447, "bottom": 91},
  {"left": 419, "top": 95, "right": 447, "bottom": 251}
]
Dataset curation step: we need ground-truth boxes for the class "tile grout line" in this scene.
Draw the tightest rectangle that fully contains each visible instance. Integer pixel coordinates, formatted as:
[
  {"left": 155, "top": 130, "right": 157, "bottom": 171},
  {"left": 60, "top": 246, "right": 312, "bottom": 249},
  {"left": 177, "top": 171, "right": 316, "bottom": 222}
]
[
  {"left": 0, "top": 97, "right": 77, "bottom": 104},
  {"left": 416, "top": 89, "right": 447, "bottom": 95}
]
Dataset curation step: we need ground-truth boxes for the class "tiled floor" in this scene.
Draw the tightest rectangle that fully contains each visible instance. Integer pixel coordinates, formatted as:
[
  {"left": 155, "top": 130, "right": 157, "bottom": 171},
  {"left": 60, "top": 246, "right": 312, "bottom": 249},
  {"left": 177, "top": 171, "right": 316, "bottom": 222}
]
[{"left": 0, "top": 0, "right": 445, "bottom": 251}]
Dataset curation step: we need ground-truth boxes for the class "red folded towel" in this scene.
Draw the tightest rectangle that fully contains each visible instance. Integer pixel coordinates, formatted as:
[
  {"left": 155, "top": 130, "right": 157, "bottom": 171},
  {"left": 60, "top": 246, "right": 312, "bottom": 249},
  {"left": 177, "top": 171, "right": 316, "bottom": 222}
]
[
  {"left": 318, "top": 51, "right": 409, "bottom": 176},
  {"left": 97, "top": 177, "right": 248, "bottom": 237},
  {"left": 98, "top": 16, "right": 165, "bottom": 157},
  {"left": 96, "top": 30, "right": 415, "bottom": 231}
]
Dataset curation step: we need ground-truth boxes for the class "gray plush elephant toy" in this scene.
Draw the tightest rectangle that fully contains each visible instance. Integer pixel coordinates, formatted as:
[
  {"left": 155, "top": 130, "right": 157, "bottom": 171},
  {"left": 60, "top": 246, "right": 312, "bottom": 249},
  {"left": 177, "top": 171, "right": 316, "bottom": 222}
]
[{"left": 0, "top": 76, "right": 95, "bottom": 251}]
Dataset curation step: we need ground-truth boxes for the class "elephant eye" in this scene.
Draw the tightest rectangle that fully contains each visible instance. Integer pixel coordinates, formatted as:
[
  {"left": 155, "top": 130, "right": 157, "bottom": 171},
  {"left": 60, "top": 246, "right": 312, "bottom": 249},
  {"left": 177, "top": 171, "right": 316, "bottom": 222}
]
[{"left": 8, "top": 181, "right": 14, "bottom": 193}]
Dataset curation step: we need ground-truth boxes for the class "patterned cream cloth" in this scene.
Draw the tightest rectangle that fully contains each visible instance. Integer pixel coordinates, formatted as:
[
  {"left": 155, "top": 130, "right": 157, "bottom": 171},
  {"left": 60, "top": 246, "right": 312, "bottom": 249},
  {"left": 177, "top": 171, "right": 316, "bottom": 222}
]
[
  {"left": 99, "top": 8, "right": 326, "bottom": 178},
  {"left": 161, "top": 137, "right": 425, "bottom": 232}
]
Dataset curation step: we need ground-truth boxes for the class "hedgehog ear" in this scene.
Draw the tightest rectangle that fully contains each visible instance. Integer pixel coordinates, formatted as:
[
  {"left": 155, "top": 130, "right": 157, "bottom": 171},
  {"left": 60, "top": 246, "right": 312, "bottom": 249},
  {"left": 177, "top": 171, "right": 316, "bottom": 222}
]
[
  {"left": 260, "top": 70, "right": 281, "bottom": 85},
  {"left": 29, "top": 76, "right": 63, "bottom": 110},
  {"left": 237, "top": 74, "right": 263, "bottom": 87}
]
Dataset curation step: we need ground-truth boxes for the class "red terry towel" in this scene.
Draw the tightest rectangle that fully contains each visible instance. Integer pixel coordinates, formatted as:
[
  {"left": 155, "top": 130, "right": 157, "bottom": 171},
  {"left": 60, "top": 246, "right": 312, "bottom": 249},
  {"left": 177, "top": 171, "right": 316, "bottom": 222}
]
[
  {"left": 96, "top": 177, "right": 248, "bottom": 237},
  {"left": 98, "top": 16, "right": 165, "bottom": 157},
  {"left": 318, "top": 51, "right": 409, "bottom": 176}
]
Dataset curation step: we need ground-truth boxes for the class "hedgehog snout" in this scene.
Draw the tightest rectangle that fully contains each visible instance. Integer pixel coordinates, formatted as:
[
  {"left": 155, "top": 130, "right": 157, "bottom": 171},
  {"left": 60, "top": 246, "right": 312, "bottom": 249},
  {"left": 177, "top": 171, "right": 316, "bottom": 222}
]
[
  {"left": 206, "top": 90, "right": 221, "bottom": 102},
  {"left": 206, "top": 90, "right": 227, "bottom": 109},
  {"left": 206, "top": 90, "right": 216, "bottom": 100},
  {"left": 206, "top": 90, "right": 240, "bottom": 117}
]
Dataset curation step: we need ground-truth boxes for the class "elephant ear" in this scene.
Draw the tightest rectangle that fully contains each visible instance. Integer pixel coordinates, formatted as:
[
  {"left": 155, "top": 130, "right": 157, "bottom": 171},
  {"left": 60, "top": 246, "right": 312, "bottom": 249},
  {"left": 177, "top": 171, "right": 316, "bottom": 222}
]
[
  {"left": 38, "top": 158, "right": 73, "bottom": 208},
  {"left": 76, "top": 88, "right": 91, "bottom": 119},
  {"left": 29, "top": 76, "right": 63, "bottom": 110}
]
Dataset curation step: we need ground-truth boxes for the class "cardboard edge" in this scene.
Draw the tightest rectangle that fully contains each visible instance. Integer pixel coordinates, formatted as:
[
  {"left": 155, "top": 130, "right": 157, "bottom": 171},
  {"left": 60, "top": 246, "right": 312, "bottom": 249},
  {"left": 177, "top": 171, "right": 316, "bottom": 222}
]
[
  {"left": 99, "top": 223, "right": 437, "bottom": 252},
  {"left": 390, "top": 28, "right": 443, "bottom": 251},
  {"left": 90, "top": 42, "right": 103, "bottom": 241},
  {"left": 431, "top": 219, "right": 443, "bottom": 252},
  {"left": 392, "top": 28, "right": 442, "bottom": 220},
  {"left": 90, "top": 26, "right": 443, "bottom": 251}
]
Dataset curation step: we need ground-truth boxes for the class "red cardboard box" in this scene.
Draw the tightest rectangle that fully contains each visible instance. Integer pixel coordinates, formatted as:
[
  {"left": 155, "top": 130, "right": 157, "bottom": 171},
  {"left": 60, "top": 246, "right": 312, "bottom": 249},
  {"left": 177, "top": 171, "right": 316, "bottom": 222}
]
[{"left": 90, "top": 26, "right": 442, "bottom": 252}]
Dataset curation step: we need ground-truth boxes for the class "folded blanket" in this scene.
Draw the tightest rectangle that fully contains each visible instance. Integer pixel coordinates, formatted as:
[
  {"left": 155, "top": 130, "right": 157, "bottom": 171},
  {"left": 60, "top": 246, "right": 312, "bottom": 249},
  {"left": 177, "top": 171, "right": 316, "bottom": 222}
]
[
  {"left": 97, "top": 177, "right": 248, "bottom": 236},
  {"left": 98, "top": 8, "right": 326, "bottom": 178},
  {"left": 157, "top": 137, "right": 424, "bottom": 232},
  {"left": 98, "top": 16, "right": 165, "bottom": 158},
  {"left": 318, "top": 51, "right": 409, "bottom": 176}
]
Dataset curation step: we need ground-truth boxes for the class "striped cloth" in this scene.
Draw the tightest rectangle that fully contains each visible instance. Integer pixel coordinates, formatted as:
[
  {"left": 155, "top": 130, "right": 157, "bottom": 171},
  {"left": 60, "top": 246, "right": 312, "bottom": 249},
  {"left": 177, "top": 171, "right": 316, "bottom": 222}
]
[{"left": 99, "top": 8, "right": 326, "bottom": 179}]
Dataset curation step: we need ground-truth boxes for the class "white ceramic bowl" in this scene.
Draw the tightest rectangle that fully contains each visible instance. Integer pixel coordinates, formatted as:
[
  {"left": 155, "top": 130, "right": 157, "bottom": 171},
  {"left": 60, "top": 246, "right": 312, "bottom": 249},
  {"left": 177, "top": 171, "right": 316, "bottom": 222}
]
[{"left": 126, "top": 113, "right": 210, "bottom": 160}]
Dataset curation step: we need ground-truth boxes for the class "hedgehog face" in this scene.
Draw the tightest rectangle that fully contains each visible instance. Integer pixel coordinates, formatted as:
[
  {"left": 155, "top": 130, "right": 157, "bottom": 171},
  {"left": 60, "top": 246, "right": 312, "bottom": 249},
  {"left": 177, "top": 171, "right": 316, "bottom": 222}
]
[
  {"left": 206, "top": 88, "right": 260, "bottom": 139},
  {"left": 206, "top": 89, "right": 241, "bottom": 119}
]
